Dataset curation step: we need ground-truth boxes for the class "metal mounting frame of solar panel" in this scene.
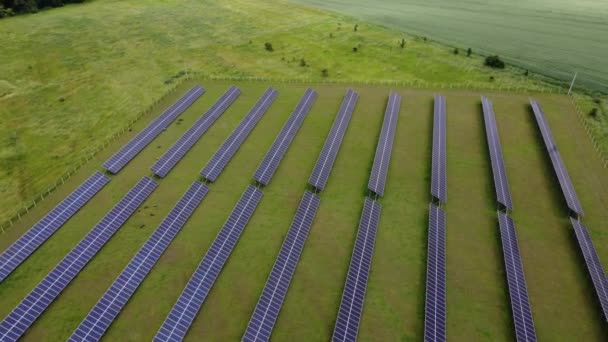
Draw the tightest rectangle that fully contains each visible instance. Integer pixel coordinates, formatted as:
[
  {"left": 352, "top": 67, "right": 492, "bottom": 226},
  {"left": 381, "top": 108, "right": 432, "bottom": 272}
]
[
  {"left": 530, "top": 99, "right": 583, "bottom": 215},
  {"left": 570, "top": 218, "right": 608, "bottom": 321},
  {"left": 242, "top": 191, "right": 320, "bottom": 342},
  {"left": 482, "top": 97, "right": 513, "bottom": 210},
  {"left": 0, "top": 177, "right": 157, "bottom": 342},
  {"left": 308, "top": 89, "right": 358, "bottom": 191},
  {"left": 424, "top": 203, "right": 446, "bottom": 342},
  {"left": 367, "top": 92, "right": 401, "bottom": 197},
  {"left": 154, "top": 185, "right": 263, "bottom": 342},
  {"left": 332, "top": 198, "right": 381, "bottom": 342},
  {"left": 104, "top": 85, "right": 205, "bottom": 174},
  {"left": 151, "top": 86, "right": 241, "bottom": 178},
  {"left": 253, "top": 89, "right": 317, "bottom": 186},
  {"left": 201, "top": 88, "right": 278, "bottom": 182},
  {"left": 0, "top": 172, "right": 110, "bottom": 283},
  {"left": 69, "top": 181, "right": 208, "bottom": 342},
  {"left": 431, "top": 95, "right": 447, "bottom": 204},
  {"left": 498, "top": 212, "right": 537, "bottom": 342}
]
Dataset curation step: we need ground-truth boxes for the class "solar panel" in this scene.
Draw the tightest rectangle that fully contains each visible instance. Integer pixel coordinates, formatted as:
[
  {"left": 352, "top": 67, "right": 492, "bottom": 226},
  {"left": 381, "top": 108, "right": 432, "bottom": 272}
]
[
  {"left": 104, "top": 85, "right": 205, "bottom": 174},
  {"left": 367, "top": 92, "right": 401, "bottom": 197},
  {"left": 431, "top": 95, "right": 447, "bottom": 203},
  {"left": 570, "top": 218, "right": 608, "bottom": 321},
  {"left": 69, "top": 181, "right": 208, "bottom": 342},
  {"left": 154, "top": 185, "right": 263, "bottom": 342},
  {"left": 253, "top": 88, "right": 317, "bottom": 186},
  {"left": 0, "top": 177, "right": 157, "bottom": 341},
  {"left": 498, "top": 212, "right": 537, "bottom": 341},
  {"left": 530, "top": 99, "right": 583, "bottom": 215},
  {"left": 308, "top": 89, "right": 358, "bottom": 191},
  {"left": 424, "top": 203, "right": 446, "bottom": 342},
  {"left": 151, "top": 86, "right": 241, "bottom": 178},
  {"left": 0, "top": 172, "right": 110, "bottom": 283},
  {"left": 242, "top": 191, "right": 320, "bottom": 342},
  {"left": 332, "top": 198, "right": 382, "bottom": 342},
  {"left": 201, "top": 88, "right": 278, "bottom": 181},
  {"left": 481, "top": 97, "right": 513, "bottom": 210}
]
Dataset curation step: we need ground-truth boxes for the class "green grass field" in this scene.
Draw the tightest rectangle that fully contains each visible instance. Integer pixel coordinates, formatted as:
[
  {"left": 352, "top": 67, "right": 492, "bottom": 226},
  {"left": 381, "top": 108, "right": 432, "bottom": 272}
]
[
  {"left": 4, "top": 0, "right": 598, "bottom": 226},
  {"left": 0, "top": 80, "right": 607, "bottom": 341}
]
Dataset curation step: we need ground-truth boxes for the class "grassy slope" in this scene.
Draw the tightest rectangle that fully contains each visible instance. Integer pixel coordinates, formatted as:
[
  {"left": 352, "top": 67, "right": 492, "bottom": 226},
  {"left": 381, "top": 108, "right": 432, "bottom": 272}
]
[
  {"left": 0, "top": 0, "right": 565, "bottom": 224},
  {"left": 0, "top": 81, "right": 606, "bottom": 341}
]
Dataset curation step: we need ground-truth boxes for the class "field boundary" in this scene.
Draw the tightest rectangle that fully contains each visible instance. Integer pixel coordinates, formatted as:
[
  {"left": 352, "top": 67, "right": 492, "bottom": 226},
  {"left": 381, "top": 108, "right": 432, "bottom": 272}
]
[{"left": 569, "top": 94, "right": 608, "bottom": 169}]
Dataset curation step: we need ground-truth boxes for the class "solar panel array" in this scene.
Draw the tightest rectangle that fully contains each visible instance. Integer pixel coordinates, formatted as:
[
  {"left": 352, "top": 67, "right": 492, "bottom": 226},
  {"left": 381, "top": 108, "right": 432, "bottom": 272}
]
[
  {"left": 104, "top": 86, "right": 205, "bottom": 174},
  {"left": 243, "top": 191, "right": 320, "bottom": 342},
  {"left": 332, "top": 198, "right": 382, "bottom": 342},
  {"left": 530, "top": 99, "right": 583, "bottom": 215},
  {"left": 431, "top": 95, "right": 447, "bottom": 203},
  {"left": 69, "top": 181, "right": 209, "bottom": 342},
  {"left": 201, "top": 88, "right": 278, "bottom": 181},
  {"left": 570, "top": 218, "right": 608, "bottom": 321},
  {"left": 367, "top": 92, "right": 401, "bottom": 197},
  {"left": 308, "top": 89, "right": 358, "bottom": 191},
  {"left": 482, "top": 97, "right": 513, "bottom": 210},
  {"left": 0, "top": 177, "right": 157, "bottom": 341},
  {"left": 254, "top": 88, "right": 317, "bottom": 186},
  {"left": 498, "top": 212, "right": 537, "bottom": 342},
  {"left": 151, "top": 86, "right": 241, "bottom": 178},
  {"left": 424, "top": 203, "right": 446, "bottom": 342},
  {"left": 155, "top": 185, "right": 263, "bottom": 342},
  {"left": 0, "top": 172, "right": 110, "bottom": 283}
]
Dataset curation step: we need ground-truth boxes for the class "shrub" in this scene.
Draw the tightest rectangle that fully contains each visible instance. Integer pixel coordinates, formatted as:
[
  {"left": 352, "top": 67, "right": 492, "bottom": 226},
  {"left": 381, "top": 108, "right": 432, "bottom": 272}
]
[
  {"left": 453, "top": 48, "right": 459, "bottom": 55},
  {"left": 400, "top": 39, "right": 405, "bottom": 48},
  {"left": 590, "top": 108, "right": 599, "bottom": 118},
  {"left": 485, "top": 55, "right": 505, "bottom": 69},
  {"left": 299, "top": 58, "right": 306, "bottom": 67},
  {"left": 264, "top": 42, "right": 273, "bottom": 52},
  {"left": 329, "top": 33, "right": 333, "bottom": 38},
  {"left": 353, "top": 47, "right": 358, "bottom": 53},
  {"left": 321, "top": 69, "right": 329, "bottom": 77},
  {"left": 354, "top": 24, "right": 358, "bottom": 32},
  {"left": 467, "top": 48, "right": 472, "bottom": 57},
  {"left": 524, "top": 70, "right": 529, "bottom": 76},
  {"left": 489, "top": 76, "right": 495, "bottom": 82}
]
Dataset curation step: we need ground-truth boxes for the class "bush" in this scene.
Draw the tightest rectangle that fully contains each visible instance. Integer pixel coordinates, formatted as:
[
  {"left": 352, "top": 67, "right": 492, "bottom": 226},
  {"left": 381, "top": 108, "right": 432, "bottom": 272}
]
[
  {"left": 400, "top": 39, "right": 405, "bottom": 48},
  {"left": 467, "top": 48, "right": 472, "bottom": 57},
  {"left": 264, "top": 42, "right": 273, "bottom": 52},
  {"left": 453, "top": 48, "right": 459, "bottom": 55},
  {"left": 485, "top": 55, "right": 505, "bottom": 69},
  {"left": 299, "top": 58, "right": 306, "bottom": 67},
  {"left": 0, "top": 5, "right": 15, "bottom": 17},
  {"left": 353, "top": 47, "right": 358, "bottom": 53},
  {"left": 590, "top": 108, "right": 599, "bottom": 118},
  {"left": 354, "top": 24, "right": 358, "bottom": 32},
  {"left": 524, "top": 70, "right": 529, "bottom": 76},
  {"left": 321, "top": 69, "right": 329, "bottom": 77}
]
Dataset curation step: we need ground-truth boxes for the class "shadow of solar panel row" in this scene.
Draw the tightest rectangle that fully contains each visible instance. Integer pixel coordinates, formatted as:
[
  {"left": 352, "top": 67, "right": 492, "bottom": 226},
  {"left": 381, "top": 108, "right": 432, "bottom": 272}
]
[
  {"left": 155, "top": 185, "right": 263, "bottom": 342},
  {"left": 431, "top": 95, "right": 447, "bottom": 203},
  {"left": 570, "top": 218, "right": 608, "bottom": 321},
  {"left": 104, "top": 85, "right": 205, "bottom": 174},
  {"left": 253, "top": 88, "right": 317, "bottom": 186},
  {"left": 69, "top": 181, "right": 208, "bottom": 342},
  {"left": 243, "top": 191, "right": 320, "bottom": 342},
  {"left": 0, "top": 172, "right": 110, "bottom": 283},
  {"left": 530, "top": 99, "right": 583, "bottom": 215},
  {"left": 424, "top": 203, "right": 446, "bottom": 342},
  {"left": 332, "top": 198, "right": 381, "bottom": 342},
  {"left": 201, "top": 87, "right": 278, "bottom": 181},
  {"left": 308, "top": 89, "right": 358, "bottom": 191},
  {"left": 151, "top": 86, "right": 240, "bottom": 178},
  {"left": 481, "top": 97, "right": 513, "bottom": 210},
  {"left": 0, "top": 177, "right": 157, "bottom": 341},
  {"left": 498, "top": 213, "right": 537, "bottom": 342},
  {"left": 367, "top": 92, "right": 400, "bottom": 197}
]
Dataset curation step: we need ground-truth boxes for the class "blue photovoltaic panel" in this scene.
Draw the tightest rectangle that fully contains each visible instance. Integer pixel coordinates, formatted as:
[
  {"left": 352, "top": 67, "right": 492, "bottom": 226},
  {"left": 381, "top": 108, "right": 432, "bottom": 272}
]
[
  {"left": 201, "top": 88, "right": 278, "bottom": 181},
  {"left": 570, "top": 218, "right": 608, "bottom": 321},
  {"left": 242, "top": 191, "right": 320, "bottom": 342},
  {"left": 424, "top": 203, "right": 446, "bottom": 342},
  {"left": 104, "top": 86, "right": 204, "bottom": 174},
  {"left": 482, "top": 97, "right": 513, "bottom": 210},
  {"left": 498, "top": 212, "right": 537, "bottom": 342},
  {"left": 154, "top": 185, "right": 263, "bottom": 342},
  {"left": 253, "top": 89, "right": 317, "bottom": 186},
  {"left": 367, "top": 92, "right": 401, "bottom": 197},
  {"left": 0, "top": 172, "right": 110, "bottom": 283},
  {"left": 332, "top": 198, "right": 382, "bottom": 342},
  {"left": 431, "top": 95, "right": 447, "bottom": 203},
  {"left": 0, "top": 177, "right": 157, "bottom": 341},
  {"left": 69, "top": 181, "right": 208, "bottom": 342},
  {"left": 308, "top": 89, "right": 358, "bottom": 191},
  {"left": 530, "top": 99, "right": 583, "bottom": 215},
  {"left": 151, "top": 86, "right": 241, "bottom": 178}
]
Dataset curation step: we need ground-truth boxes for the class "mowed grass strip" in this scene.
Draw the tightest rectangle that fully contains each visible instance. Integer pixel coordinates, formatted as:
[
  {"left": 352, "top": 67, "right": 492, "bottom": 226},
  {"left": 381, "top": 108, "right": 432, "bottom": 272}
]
[{"left": 0, "top": 81, "right": 607, "bottom": 341}]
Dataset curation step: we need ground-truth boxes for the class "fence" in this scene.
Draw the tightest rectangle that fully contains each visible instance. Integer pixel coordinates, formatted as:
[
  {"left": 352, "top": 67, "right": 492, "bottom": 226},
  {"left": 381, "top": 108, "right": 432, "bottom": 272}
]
[{"left": 568, "top": 94, "right": 608, "bottom": 169}]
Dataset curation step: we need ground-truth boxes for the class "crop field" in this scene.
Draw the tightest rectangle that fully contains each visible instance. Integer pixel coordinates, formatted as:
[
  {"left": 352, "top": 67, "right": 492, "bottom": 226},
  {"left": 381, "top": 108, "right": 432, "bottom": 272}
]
[
  {"left": 0, "top": 80, "right": 607, "bottom": 341},
  {"left": 290, "top": 0, "right": 608, "bottom": 92}
]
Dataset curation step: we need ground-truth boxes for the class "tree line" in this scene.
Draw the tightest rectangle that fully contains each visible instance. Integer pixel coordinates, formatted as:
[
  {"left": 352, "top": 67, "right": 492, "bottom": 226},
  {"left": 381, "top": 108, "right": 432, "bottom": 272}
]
[{"left": 1, "top": 0, "right": 85, "bottom": 18}]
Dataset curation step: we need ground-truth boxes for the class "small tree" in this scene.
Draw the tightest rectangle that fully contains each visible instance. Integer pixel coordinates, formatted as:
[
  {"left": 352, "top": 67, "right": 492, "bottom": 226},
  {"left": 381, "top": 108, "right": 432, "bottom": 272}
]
[
  {"left": 400, "top": 39, "right": 406, "bottom": 48},
  {"left": 354, "top": 24, "right": 358, "bottom": 32},
  {"left": 321, "top": 69, "right": 329, "bottom": 77},
  {"left": 264, "top": 42, "right": 274, "bottom": 52},
  {"left": 467, "top": 48, "right": 472, "bottom": 57},
  {"left": 300, "top": 58, "right": 306, "bottom": 67},
  {"left": 484, "top": 55, "right": 505, "bottom": 69},
  {"left": 453, "top": 48, "right": 459, "bottom": 55}
]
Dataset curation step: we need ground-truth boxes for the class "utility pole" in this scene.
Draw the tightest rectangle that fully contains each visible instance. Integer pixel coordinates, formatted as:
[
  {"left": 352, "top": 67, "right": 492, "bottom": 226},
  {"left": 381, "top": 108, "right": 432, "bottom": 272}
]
[{"left": 568, "top": 72, "right": 578, "bottom": 95}]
